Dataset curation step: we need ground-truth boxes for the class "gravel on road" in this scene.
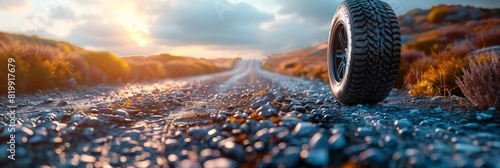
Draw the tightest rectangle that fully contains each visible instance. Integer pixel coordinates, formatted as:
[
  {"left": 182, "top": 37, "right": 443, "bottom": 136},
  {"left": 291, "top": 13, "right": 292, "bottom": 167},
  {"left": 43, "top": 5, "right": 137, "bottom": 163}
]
[{"left": 0, "top": 60, "right": 499, "bottom": 168}]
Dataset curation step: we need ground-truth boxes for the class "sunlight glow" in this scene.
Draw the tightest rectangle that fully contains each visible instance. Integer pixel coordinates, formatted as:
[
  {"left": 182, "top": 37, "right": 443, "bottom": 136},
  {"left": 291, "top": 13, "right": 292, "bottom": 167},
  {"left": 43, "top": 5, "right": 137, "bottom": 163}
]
[
  {"left": 162, "top": 46, "right": 265, "bottom": 58},
  {"left": 110, "top": 1, "right": 149, "bottom": 47}
]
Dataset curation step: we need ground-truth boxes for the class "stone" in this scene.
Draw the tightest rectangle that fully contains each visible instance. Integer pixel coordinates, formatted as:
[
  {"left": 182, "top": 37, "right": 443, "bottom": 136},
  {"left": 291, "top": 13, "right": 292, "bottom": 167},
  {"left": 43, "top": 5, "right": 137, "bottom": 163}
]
[
  {"left": 305, "top": 149, "right": 329, "bottom": 166},
  {"left": 80, "top": 154, "right": 96, "bottom": 163},
  {"left": 394, "top": 119, "right": 413, "bottom": 128},
  {"left": 57, "top": 100, "right": 69, "bottom": 106},
  {"left": 280, "top": 117, "right": 301, "bottom": 128},
  {"left": 309, "top": 132, "right": 329, "bottom": 149},
  {"left": 274, "top": 92, "right": 283, "bottom": 102},
  {"left": 409, "top": 109, "right": 420, "bottom": 115},
  {"left": 83, "top": 127, "right": 94, "bottom": 137},
  {"left": 262, "top": 92, "right": 275, "bottom": 102},
  {"left": 251, "top": 99, "right": 265, "bottom": 110},
  {"left": 455, "top": 143, "right": 481, "bottom": 155},
  {"left": 355, "top": 127, "right": 373, "bottom": 138},
  {"left": 292, "top": 122, "right": 316, "bottom": 137},
  {"left": 434, "top": 108, "right": 443, "bottom": 113},
  {"left": 78, "top": 116, "right": 105, "bottom": 127},
  {"left": 44, "top": 98, "right": 54, "bottom": 104},
  {"left": 188, "top": 127, "right": 208, "bottom": 140},
  {"left": 294, "top": 106, "right": 307, "bottom": 113},
  {"left": 254, "top": 128, "right": 272, "bottom": 142},
  {"left": 387, "top": 104, "right": 400, "bottom": 111},
  {"left": 68, "top": 111, "right": 86, "bottom": 123},
  {"left": 359, "top": 148, "right": 387, "bottom": 163},
  {"left": 463, "top": 123, "right": 479, "bottom": 129},
  {"left": 281, "top": 146, "right": 300, "bottom": 167},
  {"left": 329, "top": 134, "right": 347, "bottom": 150},
  {"left": 257, "top": 103, "right": 277, "bottom": 118},
  {"left": 28, "top": 134, "right": 45, "bottom": 144},
  {"left": 486, "top": 107, "right": 496, "bottom": 115},
  {"left": 112, "top": 109, "right": 130, "bottom": 118},
  {"left": 281, "top": 104, "right": 291, "bottom": 112},
  {"left": 476, "top": 113, "right": 493, "bottom": 121},
  {"left": 176, "top": 160, "right": 201, "bottom": 168},
  {"left": 204, "top": 158, "right": 238, "bottom": 168}
]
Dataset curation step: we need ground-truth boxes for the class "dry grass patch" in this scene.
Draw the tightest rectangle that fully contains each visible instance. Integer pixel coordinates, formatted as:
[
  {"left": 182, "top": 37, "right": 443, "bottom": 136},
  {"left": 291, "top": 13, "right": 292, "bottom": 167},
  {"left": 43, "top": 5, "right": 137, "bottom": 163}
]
[{"left": 456, "top": 53, "right": 500, "bottom": 109}]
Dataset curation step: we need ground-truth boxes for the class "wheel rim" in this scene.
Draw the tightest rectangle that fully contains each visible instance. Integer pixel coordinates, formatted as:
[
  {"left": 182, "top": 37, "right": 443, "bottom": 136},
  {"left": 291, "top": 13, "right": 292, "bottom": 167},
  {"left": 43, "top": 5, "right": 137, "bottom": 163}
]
[{"left": 330, "top": 23, "right": 348, "bottom": 83}]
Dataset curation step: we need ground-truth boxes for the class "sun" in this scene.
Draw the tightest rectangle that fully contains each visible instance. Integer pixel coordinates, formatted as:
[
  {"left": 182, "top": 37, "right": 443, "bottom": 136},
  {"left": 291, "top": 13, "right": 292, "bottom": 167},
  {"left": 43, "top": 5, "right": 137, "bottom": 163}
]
[
  {"left": 138, "top": 39, "right": 148, "bottom": 47},
  {"left": 109, "top": 1, "right": 150, "bottom": 47}
]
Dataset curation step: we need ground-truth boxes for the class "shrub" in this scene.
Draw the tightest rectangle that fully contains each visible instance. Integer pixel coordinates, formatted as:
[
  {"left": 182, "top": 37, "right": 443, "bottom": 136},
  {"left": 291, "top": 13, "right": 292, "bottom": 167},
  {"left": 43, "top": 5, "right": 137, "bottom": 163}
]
[
  {"left": 128, "top": 61, "right": 165, "bottom": 81},
  {"left": 401, "top": 57, "right": 434, "bottom": 87},
  {"left": 456, "top": 54, "right": 500, "bottom": 109},
  {"left": 427, "top": 5, "right": 451, "bottom": 24},
  {"left": 1, "top": 32, "right": 235, "bottom": 93},
  {"left": 0, "top": 41, "right": 73, "bottom": 92},
  {"left": 408, "top": 80, "right": 438, "bottom": 96},
  {"left": 309, "top": 65, "right": 328, "bottom": 82},
  {"left": 402, "top": 37, "right": 443, "bottom": 54},
  {"left": 406, "top": 44, "right": 471, "bottom": 96},
  {"left": 472, "top": 29, "right": 500, "bottom": 48},
  {"left": 81, "top": 51, "right": 130, "bottom": 83},
  {"left": 401, "top": 50, "right": 427, "bottom": 63}
]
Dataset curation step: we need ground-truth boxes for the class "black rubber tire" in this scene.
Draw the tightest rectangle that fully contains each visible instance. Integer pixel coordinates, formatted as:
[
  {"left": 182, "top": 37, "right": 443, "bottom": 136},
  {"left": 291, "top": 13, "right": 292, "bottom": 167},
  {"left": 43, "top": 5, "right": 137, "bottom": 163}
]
[{"left": 327, "top": 0, "right": 401, "bottom": 105}]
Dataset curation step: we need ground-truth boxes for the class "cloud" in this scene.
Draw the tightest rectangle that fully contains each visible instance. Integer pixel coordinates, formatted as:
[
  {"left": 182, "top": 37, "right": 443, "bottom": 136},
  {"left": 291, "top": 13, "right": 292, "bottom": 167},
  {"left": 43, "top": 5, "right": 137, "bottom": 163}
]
[
  {"left": 7, "top": 0, "right": 500, "bottom": 58},
  {"left": 0, "top": 0, "right": 31, "bottom": 11},
  {"left": 257, "top": 16, "right": 329, "bottom": 54},
  {"left": 150, "top": 0, "right": 274, "bottom": 46},
  {"left": 66, "top": 20, "right": 134, "bottom": 47},
  {"left": 50, "top": 6, "right": 76, "bottom": 20},
  {"left": 273, "top": 0, "right": 341, "bottom": 26}
]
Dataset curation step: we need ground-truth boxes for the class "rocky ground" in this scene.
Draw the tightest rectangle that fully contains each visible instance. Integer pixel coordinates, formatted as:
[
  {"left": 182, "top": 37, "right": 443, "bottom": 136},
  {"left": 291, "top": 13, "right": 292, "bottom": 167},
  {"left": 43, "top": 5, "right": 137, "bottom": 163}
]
[{"left": 0, "top": 59, "right": 499, "bottom": 168}]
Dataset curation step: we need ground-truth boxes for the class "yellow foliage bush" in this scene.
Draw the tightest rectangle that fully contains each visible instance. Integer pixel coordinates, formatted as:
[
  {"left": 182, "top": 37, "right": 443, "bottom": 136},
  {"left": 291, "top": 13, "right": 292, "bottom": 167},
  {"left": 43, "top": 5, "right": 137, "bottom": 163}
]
[
  {"left": 1, "top": 33, "right": 235, "bottom": 93},
  {"left": 406, "top": 42, "right": 476, "bottom": 97},
  {"left": 427, "top": 5, "right": 451, "bottom": 24},
  {"left": 402, "top": 38, "right": 443, "bottom": 54},
  {"left": 0, "top": 41, "right": 74, "bottom": 92},
  {"left": 408, "top": 80, "right": 437, "bottom": 96}
]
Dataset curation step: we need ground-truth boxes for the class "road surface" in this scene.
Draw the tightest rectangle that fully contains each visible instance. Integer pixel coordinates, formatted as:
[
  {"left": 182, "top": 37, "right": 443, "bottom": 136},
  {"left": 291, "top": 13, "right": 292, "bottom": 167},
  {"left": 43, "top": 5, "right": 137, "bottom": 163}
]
[{"left": 0, "top": 59, "right": 499, "bottom": 168}]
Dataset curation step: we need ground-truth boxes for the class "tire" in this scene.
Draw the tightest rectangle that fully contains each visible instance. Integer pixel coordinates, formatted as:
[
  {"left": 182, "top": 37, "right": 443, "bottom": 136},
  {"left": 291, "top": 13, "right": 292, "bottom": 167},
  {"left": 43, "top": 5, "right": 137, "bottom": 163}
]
[{"left": 327, "top": 0, "right": 401, "bottom": 105}]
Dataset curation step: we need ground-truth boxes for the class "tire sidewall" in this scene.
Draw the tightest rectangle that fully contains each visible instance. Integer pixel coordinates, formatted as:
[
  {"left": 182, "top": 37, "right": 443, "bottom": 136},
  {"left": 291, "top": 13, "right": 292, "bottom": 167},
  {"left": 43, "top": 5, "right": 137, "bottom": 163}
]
[{"left": 328, "top": 4, "right": 354, "bottom": 101}]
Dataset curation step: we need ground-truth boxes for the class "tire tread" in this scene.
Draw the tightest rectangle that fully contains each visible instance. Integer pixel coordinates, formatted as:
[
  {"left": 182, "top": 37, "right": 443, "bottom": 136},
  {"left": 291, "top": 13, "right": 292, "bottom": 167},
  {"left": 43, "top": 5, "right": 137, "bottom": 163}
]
[{"left": 335, "top": 0, "right": 401, "bottom": 105}]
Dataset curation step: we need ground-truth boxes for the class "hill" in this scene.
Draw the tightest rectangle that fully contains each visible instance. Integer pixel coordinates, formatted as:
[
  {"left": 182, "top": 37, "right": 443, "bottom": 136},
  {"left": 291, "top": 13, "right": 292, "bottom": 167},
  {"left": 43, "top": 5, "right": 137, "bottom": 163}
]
[
  {"left": 0, "top": 32, "right": 238, "bottom": 93},
  {"left": 263, "top": 4, "right": 500, "bottom": 87}
]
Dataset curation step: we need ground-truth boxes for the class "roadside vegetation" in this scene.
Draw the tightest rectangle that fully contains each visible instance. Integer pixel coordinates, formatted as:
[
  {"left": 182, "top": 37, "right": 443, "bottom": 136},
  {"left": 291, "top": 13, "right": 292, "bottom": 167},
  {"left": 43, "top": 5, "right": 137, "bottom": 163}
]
[
  {"left": 0, "top": 32, "right": 238, "bottom": 94},
  {"left": 263, "top": 5, "right": 500, "bottom": 109}
]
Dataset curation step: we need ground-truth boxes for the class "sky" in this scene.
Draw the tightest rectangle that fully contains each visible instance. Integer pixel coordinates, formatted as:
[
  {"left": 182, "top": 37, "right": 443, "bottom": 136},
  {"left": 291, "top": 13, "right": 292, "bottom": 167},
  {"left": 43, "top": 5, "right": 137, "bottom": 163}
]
[{"left": 1, "top": 0, "right": 500, "bottom": 58}]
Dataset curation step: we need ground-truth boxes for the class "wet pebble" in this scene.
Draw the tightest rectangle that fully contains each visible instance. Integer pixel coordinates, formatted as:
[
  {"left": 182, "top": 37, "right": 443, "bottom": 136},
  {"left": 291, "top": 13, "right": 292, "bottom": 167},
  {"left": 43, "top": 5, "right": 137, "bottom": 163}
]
[
  {"left": 329, "top": 133, "right": 347, "bottom": 150},
  {"left": 262, "top": 92, "right": 275, "bottom": 102},
  {"left": 455, "top": 143, "right": 481, "bottom": 155},
  {"left": 280, "top": 117, "right": 301, "bottom": 128},
  {"left": 355, "top": 127, "right": 373, "bottom": 138},
  {"left": 251, "top": 99, "right": 265, "bottom": 110},
  {"left": 359, "top": 148, "right": 387, "bottom": 163},
  {"left": 281, "top": 104, "right": 291, "bottom": 112},
  {"left": 294, "top": 106, "right": 307, "bottom": 113},
  {"left": 257, "top": 103, "right": 277, "bottom": 118},
  {"left": 292, "top": 122, "right": 316, "bottom": 137},
  {"left": 394, "top": 118, "right": 413, "bottom": 128},
  {"left": 204, "top": 158, "right": 238, "bottom": 168},
  {"left": 476, "top": 113, "right": 493, "bottom": 121},
  {"left": 434, "top": 107, "right": 443, "bottom": 113},
  {"left": 304, "top": 149, "right": 329, "bottom": 166},
  {"left": 463, "top": 123, "right": 479, "bottom": 129}
]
